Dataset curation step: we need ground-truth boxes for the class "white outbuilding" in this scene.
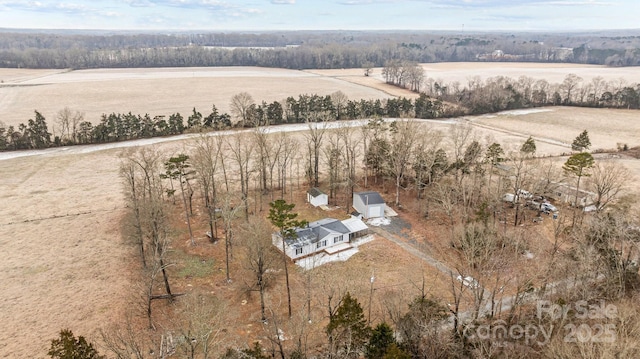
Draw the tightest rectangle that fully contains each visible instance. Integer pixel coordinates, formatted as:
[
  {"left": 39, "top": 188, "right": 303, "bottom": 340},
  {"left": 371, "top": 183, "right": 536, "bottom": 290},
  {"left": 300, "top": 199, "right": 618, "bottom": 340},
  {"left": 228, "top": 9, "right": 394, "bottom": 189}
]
[
  {"left": 352, "top": 191, "right": 386, "bottom": 219},
  {"left": 307, "top": 187, "right": 328, "bottom": 207}
]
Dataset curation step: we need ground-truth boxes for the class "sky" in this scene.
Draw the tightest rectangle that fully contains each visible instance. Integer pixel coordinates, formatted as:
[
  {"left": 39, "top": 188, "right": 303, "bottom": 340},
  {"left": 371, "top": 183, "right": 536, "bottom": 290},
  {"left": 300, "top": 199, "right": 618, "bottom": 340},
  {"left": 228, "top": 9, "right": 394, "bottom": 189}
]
[{"left": 0, "top": 0, "right": 638, "bottom": 32}]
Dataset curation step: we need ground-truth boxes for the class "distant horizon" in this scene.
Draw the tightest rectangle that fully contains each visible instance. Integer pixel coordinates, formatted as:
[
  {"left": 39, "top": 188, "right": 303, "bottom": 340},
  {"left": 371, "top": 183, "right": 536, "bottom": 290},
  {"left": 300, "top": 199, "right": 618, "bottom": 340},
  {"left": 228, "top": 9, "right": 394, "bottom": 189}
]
[
  {"left": 1, "top": 0, "right": 638, "bottom": 33},
  {"left": 1, "top": 27, "right": 639, "bottom": 35}
]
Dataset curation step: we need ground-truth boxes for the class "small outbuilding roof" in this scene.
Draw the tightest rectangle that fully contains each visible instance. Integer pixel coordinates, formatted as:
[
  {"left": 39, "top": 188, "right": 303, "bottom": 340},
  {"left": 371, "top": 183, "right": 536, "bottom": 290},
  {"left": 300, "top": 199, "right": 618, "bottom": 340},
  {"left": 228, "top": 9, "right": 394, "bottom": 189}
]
[
  {"left": 342, "top": 217, "right": 369, "bottom": 233},
  {"left": 307, "top": 187, "right": 326, "bottom": 198},
  {"left": 354, "top": 191, "right": 385, "bottom": 205}
]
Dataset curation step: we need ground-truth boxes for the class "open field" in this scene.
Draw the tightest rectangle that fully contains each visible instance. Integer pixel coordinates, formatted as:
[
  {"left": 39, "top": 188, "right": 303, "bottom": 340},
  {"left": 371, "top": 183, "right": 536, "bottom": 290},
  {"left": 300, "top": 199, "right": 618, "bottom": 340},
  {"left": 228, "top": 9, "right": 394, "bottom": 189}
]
[
  {"left": 2, "top": 62, "right": 640, "bottom": 130},
  {"left": 0, "top": 66, "right": 393, "bottom": 129},
  {"left": 473, "top": 106, "right": 640, "bottom": 152},
  {"left": 309, "top": 62, "right": 640, "bottom": 86},
  {"left": 2, "top": 64, "right": 640, "bottom": 357}
]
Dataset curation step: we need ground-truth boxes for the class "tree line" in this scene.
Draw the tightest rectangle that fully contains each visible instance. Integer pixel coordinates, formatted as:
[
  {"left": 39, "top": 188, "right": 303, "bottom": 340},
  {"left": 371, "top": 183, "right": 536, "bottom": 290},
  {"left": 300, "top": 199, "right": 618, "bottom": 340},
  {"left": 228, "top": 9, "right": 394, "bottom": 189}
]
[{"left": 2, "top": 29, "right": 640, "bottom": 70}]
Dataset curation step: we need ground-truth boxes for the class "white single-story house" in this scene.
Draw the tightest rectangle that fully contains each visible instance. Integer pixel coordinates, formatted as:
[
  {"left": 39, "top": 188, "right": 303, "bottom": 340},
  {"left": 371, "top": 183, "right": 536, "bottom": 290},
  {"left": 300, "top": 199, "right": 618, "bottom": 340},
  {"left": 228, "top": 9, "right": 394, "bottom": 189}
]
[
  {"left": 273, "top": 217, "right": 369, "bottom": 261},
  {"left": 353, "top": 191, "right": 386, "bottom": 219},
  {"left": 307, "top": 187, "right": 328, "bottom": 207},
  {"left": 550, "top": 183, "right": 596, "bottom": 208}
]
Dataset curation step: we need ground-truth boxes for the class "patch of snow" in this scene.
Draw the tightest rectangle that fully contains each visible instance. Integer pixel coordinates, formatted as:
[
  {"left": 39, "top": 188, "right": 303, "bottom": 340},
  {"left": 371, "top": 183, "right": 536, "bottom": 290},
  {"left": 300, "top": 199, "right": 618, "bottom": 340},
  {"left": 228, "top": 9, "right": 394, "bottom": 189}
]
[
  {"left": 296, "top": 248, "right": 360, "bottom": 270},
  {"left": 367, "top": 217, "right": 391, "bottom": 226},
  {"left": 277, "top": 328, "right": 287, "bottom": 341},
  {"left": 498, "top": 108, "right": 553, "bottom": 116},
  {"left": 295, "top": 235, "right": 375, "bottom": 270}
]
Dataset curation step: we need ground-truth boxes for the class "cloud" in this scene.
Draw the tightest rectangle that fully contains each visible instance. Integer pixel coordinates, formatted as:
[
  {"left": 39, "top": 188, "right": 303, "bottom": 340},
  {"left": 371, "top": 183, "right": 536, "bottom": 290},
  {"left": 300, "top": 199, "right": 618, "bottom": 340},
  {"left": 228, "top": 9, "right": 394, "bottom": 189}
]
[
  {"left": 339, "top": 0, "right": 400, "bottom": 4},
  {"left": 144, "top": 0, "right": 232, "bottom": 10},
  {"left": 422, "top": 0, "right": 611, "bottom": 7},
  {"left": 270, "top": 0, "right": 295, "bottom": 4},
  {"left": 123, "top": 0, "right": 154, "bottom": 7},
  {"left": 0, "top": 1, "right": 93, "bottom": 14}
]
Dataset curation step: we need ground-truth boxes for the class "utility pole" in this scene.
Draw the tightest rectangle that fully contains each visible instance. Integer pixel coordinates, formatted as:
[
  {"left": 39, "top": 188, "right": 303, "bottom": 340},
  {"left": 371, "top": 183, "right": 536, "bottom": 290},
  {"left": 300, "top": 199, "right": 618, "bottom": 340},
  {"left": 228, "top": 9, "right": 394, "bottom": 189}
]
[{"left": 368, "top": 270, "right": 375, "bottom": 324}]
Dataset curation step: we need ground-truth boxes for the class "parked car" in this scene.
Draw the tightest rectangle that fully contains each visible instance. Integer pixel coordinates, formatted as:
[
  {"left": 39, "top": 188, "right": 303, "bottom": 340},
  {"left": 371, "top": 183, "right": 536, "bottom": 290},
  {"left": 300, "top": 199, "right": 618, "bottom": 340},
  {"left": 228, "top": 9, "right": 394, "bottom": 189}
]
[
  {"left": 541, "top": 202, "right": 557, "bottom": 213},
  {"left": 517, "top": 189, "right": 533, "bottom": 200}
]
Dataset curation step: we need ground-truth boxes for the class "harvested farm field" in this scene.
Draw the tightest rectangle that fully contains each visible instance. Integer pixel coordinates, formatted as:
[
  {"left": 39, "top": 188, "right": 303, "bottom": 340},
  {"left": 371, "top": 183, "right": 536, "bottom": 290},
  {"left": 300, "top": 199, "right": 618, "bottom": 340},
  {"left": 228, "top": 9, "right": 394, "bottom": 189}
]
[
  {"left": 307, "top": 62, "right": 640, "bottom": 91},
  {"left": 0, "top": 66, "right": 393, "bottom": 128}
]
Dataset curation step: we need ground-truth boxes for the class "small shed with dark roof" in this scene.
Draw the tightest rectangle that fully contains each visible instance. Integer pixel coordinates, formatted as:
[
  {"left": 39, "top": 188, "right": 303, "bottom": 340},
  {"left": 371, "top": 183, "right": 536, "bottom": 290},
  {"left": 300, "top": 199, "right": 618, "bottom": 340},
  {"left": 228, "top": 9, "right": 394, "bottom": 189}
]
[{"left": 307, "top": 187, "right": 328, "bottom": 207}]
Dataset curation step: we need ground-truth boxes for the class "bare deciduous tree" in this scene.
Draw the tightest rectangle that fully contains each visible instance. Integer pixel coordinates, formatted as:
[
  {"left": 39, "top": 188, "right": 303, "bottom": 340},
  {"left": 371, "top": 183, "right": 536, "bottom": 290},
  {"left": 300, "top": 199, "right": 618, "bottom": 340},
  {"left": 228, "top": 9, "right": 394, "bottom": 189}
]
[
  {"left": 276, "top": 133, "right": 298, "bottom": 199},
  {"left": 338, "top": 124, "right": 361, "bottom": 212},
  {"left": 587, "top": 160, "right": 631, "bottom": 212},
  {"left": 323, "top": 130, "right": 343, "bottom": 204},
  {"left": 230, "top": 92, "right": 255, "bottom": 128},
  {"left": 56, "top": 107, "right": 84, "bottom": 143},
  {"left": 227, "top": 133, "right": 254, "bottom": 220},
  {"left": 191, "top": 135, "right": 223, "bottom": 242},
  {"left": 219, "top": 193, "right": 242, "bottom": 283},
  {"left": 304, "top": 118, "right": 329, "bottom": 187},
  {"left": 388, "top": 119, "right": 420, "bottom": 206},
  {"left": 241, "top": 217, "right": 280, "bottom": 322},
  {"left": 174, "top": 292, "right": 230, "bottom": 359}
]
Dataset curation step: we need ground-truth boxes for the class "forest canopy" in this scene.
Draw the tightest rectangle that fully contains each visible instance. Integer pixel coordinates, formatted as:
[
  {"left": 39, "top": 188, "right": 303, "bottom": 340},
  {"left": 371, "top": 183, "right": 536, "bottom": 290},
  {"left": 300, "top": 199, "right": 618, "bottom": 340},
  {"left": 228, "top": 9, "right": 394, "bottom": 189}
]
[{"left": 1, "top": 29, "right": 640, "bottom": 69}]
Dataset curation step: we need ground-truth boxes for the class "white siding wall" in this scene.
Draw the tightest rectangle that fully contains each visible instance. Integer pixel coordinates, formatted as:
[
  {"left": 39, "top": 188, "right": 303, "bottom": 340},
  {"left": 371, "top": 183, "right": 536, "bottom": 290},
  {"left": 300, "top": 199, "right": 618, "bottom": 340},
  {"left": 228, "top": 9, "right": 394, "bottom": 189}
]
[
  {"left": 368, "top": 204, "right": 383, "bottom": 218},
  {"left": 353, "top": 195, "right": 366, "bottom": 215},
  {"left": 309, "top": 194, "right": 328, "bottom": 207},
  {"left": 353, "top": 195, "right": 385, "bottom": 218}
]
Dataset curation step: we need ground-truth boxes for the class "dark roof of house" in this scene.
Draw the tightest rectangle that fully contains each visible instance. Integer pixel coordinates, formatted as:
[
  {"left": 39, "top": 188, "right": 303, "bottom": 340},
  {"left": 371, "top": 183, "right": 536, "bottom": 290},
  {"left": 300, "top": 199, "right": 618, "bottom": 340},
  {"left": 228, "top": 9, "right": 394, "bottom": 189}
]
[
  {"left": 286, "top": 218, "right": 350, "bottom": 247},
  {"left": 312, "top": 218, "right": 350, "bottom": 235},
  {"left": 354, "top": 191, "right": 385, "bottom": 205},
  {"left": 307, "top": 187, "right": 326, "bottom": 198}
]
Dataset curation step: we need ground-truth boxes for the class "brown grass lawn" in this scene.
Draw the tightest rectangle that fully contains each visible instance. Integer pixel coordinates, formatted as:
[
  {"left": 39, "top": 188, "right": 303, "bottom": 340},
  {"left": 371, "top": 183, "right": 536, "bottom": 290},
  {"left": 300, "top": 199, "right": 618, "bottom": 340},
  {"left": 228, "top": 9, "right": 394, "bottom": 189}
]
[{"left": 2, "top": 64, "right": 640, "bottom": 357}]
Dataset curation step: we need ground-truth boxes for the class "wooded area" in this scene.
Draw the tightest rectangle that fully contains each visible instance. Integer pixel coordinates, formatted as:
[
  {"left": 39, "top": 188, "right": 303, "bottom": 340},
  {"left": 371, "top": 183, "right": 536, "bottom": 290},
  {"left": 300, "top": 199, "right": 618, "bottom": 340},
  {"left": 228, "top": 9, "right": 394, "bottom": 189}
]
[
  {"left": 96, "top": 118, "right": 640, "bottom": 359},
  {"left": 1, "top": 29, "right": 640, "bottom": 69}
]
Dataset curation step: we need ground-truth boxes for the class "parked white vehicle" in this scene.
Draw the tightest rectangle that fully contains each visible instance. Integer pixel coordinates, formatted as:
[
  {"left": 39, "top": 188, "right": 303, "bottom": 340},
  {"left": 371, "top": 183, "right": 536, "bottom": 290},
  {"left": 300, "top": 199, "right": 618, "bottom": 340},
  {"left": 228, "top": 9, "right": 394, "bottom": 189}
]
[
  {"left": 517, "top": 189, "right": 533, "bottom": 200},
  {"left": 541, "top": 202, "right": 557, "bottom": 213},
  {"left": 527, "top": 200, "right": 558, "bottom": 213},
  {"left": 504, "top": 190, "right": 532, "bottom": 203}
]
